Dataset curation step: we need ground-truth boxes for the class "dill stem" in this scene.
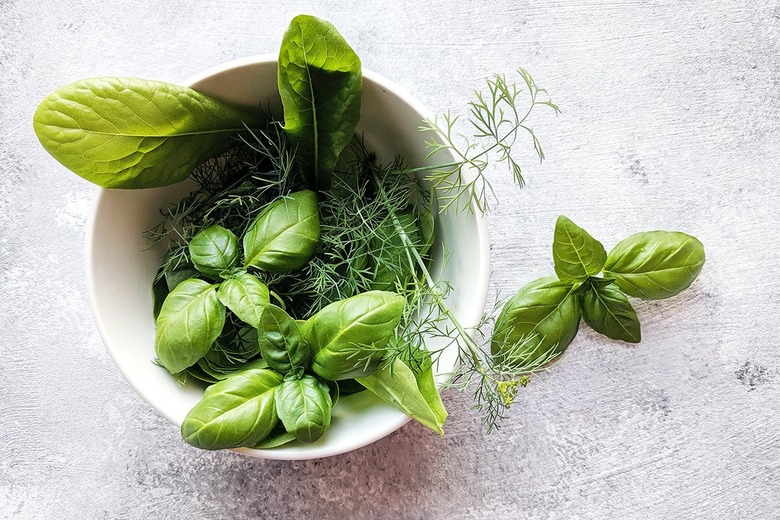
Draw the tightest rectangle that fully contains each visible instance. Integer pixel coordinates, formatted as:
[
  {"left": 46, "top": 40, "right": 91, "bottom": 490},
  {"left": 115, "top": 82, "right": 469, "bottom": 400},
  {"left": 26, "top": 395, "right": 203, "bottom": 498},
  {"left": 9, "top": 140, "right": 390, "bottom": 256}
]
[{"left": 372, "top": 176, "right": 486, "bottom": 373}]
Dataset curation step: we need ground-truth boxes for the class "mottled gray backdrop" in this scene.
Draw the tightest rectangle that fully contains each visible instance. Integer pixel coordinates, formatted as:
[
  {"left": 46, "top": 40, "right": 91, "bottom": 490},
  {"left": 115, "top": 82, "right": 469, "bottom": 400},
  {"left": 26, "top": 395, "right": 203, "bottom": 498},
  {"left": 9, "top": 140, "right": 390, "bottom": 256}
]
[{"left": 1, "top": 0, "right": 778, "bottom": 518}]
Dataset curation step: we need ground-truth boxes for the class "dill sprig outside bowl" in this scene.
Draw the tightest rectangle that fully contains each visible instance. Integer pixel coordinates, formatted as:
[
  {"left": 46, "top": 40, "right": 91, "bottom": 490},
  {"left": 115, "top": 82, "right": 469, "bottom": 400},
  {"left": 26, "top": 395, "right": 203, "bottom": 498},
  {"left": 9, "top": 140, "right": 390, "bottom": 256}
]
[{"left": 84, "top": 55, "right": 489, "bottom": 459}]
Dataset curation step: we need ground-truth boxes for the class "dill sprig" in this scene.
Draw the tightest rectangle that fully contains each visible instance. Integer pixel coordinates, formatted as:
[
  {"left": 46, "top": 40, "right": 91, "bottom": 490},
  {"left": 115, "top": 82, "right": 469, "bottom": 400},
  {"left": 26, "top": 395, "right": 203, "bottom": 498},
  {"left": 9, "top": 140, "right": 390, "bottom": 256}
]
[{"left": 412, "top": 68, "right": 560, "bottom": 213}]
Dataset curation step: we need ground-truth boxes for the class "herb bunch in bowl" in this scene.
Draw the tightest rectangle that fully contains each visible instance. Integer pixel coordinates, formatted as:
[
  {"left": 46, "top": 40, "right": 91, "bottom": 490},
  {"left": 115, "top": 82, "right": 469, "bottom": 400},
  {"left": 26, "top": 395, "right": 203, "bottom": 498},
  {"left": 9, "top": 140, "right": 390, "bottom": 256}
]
[{"left": 32, "top": 15, "right": 704, "bottom": 451}]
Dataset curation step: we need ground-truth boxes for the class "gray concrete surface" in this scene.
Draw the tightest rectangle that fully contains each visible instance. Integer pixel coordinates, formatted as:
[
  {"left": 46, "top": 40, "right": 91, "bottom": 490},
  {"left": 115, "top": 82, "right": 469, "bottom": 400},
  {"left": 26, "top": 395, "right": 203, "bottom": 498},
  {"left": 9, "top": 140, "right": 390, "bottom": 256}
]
[{"left": 1, "top": 1, "right": 779, "bottom": 518}]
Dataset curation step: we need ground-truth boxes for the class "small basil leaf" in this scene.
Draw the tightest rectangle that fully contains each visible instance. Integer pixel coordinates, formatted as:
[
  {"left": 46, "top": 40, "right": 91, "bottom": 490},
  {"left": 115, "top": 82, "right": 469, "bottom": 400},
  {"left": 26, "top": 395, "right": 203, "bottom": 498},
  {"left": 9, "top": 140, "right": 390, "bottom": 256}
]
[
  {"left": 603, "top": 231, "right": 705, "bottom": 300},
  {"left": 243, "top": 190, "right": 320, "bottom": 272},
  {"left": 491, "top": 277, "right": 580, "bottom": 369},
  {"left": 164, "top": 262, "right": 199, "bottom": 292},
  {"left": 278, "top": 15, "right": 362, "bottom": 191},
  {"left": 275, "top": 375, "right": 333, "bottom": 443},
  {"left": 152, "top": 270, "right": 168, "bottom": 320},
  {"left": 33, "top": 77, "right": 264, "bottom": 189},
  {"left": 552, "top": 216, "right": 607, "bottom": 282},
  {"left": 257, "top": 305, "right": 311, "bottom": 373},
  {"left": 181, "top": 369, "right": 283, "bottom": 450},
  {"left": 356, "top": 354, "right": 447, "bottom": 435},
  {"left": 418, "top": 208, "right": 436, "bottom": 257},
  {"left": 188, "top": 225, "right": 239, "bottom": 278},
  {"left": 252, "top": 429, "right": 298, "bottom": 449},
  {"left": 301, "top": 291, "right": 405, "bottom": 380},
  {"left": 217, "top": 273, "right": 270, "bottom": 328},
  {"left": 581, "top": 280, "right": 641, "bottom": 343},
  {"left": 155, "top": 279, "right": 225, "bottom": 374}
]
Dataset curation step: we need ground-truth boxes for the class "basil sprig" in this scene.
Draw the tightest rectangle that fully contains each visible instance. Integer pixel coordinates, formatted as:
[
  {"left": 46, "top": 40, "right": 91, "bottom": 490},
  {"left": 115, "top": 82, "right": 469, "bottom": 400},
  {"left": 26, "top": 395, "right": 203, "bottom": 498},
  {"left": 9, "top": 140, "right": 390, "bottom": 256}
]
[{"left": 492, "top": 216, "right": 705, "bottom": 367}]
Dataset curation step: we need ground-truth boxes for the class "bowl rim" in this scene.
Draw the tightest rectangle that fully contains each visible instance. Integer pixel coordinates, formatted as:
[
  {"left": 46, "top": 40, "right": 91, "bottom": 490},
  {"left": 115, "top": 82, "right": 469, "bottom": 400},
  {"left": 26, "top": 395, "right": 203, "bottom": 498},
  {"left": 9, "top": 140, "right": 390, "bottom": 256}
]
[{"left": 85, "top": 54, "right": 490, "bottom": 459}]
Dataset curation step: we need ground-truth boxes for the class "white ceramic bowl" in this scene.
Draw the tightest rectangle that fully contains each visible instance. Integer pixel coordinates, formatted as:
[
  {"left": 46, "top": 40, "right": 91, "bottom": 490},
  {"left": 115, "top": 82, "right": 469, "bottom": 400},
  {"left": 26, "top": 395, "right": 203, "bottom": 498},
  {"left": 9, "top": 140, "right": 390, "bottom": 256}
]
[{"left": 86, "top": 55, "right": 489, "bottom": 459}]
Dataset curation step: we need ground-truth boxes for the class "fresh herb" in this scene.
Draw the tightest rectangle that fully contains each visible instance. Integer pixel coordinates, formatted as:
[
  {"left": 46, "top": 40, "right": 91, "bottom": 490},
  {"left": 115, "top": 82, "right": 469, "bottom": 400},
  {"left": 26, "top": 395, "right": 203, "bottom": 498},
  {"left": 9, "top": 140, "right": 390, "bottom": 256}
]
[
  {"left": 33, "top": 78, "right": 265, "bottom": 188},
  {"left": 278, "top": 14, "right": 362, "bottom": 191}
]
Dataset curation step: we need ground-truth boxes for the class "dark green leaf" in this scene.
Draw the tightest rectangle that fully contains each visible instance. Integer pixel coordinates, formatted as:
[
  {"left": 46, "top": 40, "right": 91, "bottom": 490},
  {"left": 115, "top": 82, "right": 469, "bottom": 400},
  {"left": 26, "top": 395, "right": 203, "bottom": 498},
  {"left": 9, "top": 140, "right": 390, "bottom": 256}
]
[
  {"left": 418, "top": 208, "right": 436, "bottom": 257},
  {"left": 301, "top": 291, "right": 405, "bottom": 380},
  {"left": 33, "top": 77, "right": 264, "bottom": 188},
  {"left": 278, "top": 14, "right": 362, "bottom": 191},
  {"left": 152, "top": 271, "right": 168, "bottom": 320},
  {"left": 243, "top": 190, "right": 320, "bottom": 272},
  {"left": 491, "top": 277, "right": 581, "bottom": 369},
  {"left": 188, "top": 225, "right": 239, "bottom": 279},
  {"left": 581, "top": 280, "right": 641, "bottom": 343},
  {"left": 217, "top": 273, "right": 270, "bottom": 328},
  {"left": 251, "top": 428, "right": 298, "bottom": 449},
  {"left": 552, "top": 216, "right": 607, "bottom": 282},
  {"left": 603, "top": 231, "right": 705, "bottom": 299},
  {"left": 275, "top": 375, "right": 333, "bottom": 443},
  {"left": 155, "top": 279, "right": 225, "bottom": 374},
  {"left": 181, "top": 369, "right": 282, "bottom": 450},
  {"left": 164, "top": 262, "right": 199, "bottom": 292},
  {"left": 257, "top": 305, "right": 312, "bottom": 374}
]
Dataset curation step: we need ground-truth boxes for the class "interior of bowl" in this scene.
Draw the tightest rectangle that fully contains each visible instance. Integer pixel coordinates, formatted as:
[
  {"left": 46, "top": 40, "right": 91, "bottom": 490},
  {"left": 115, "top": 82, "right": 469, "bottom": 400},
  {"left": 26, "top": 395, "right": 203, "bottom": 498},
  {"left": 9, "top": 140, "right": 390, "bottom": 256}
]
[{"left": 86, "top": 55, "right": 489, "bottom": 460}]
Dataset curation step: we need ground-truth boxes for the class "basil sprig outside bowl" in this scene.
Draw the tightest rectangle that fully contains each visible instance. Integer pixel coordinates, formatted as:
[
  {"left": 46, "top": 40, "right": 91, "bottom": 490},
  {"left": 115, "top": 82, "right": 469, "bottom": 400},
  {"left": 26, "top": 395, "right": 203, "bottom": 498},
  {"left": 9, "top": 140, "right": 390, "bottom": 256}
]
[{"left": 85, "top": 55, "right": 489, "bottom": 460}]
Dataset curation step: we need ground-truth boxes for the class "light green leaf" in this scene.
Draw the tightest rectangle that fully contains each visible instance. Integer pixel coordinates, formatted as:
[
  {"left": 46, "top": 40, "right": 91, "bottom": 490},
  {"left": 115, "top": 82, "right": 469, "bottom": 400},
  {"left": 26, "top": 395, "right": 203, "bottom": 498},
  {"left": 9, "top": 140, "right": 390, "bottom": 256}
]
[
  {"left": 369, "top": 211, "right": 421, "bottom": 291},
  {"left": 33, "top": 77, "right": 263, "bottom": 188},
  {"left": 301, "top": 291, "right": 405, "bottom": 380},
  {"left": 155, "top": 278, "right": 225, "bottom": 374},
  {"left": 491, "top": 276, "right": 580, "bottom": 369},
  {"left": 217, "top": 273, "right": 270, "bottom": 328},
  {"left": 581, "top": 279, "right": 641, "bottom": 343},
  {"left": 603, "top": 231, "right": 705, "bottom": 300},
  {"left": 278, "top": 14, "right": 362, "bottom": 191},
  {"left": 356, "top": 355, "right": 447, "bottom": 435},
  {"left": 552, "top": 216, "right": 607, "bottom": 282},
  {"left": 189, "top": 225, "right": 239, "bottom": 279},
  {"left": 275, "top": 376, "right": 333, "bottom": 443},
  {"left": 243, "top": 190, "right": 320, "bottom": 273},
  {"left": 181, "top": 369, "right": 282, "bottom": 450}
]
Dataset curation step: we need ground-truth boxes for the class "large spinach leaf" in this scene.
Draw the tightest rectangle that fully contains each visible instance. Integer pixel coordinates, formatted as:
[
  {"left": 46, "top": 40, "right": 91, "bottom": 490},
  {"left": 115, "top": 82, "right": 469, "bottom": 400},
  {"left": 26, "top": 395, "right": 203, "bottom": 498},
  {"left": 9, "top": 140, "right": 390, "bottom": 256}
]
[
  {"left": 217, "top": 273, "right": 270, "bottom": 328},
  {"left": 603, "top": 231, "right": 705, "bottom": 300},
  {"left": 552, "top": 215, "right": 607, "bottom": 282},
  {"left": 243, "top": 190, "right": 320, "bottom": 272},
  {"left": 275, "top": 375, "right": 333, "bottom": 443},
  {"left": 33, "top": 77, "right": 263, "bottom": 188},
  {"left": 301, "top": 291, "right": 405, "bottom": 380},
  {"left": 155, "top": 279, "right": 225, "bottom": 374},
  {"left": 491, "top": 276, "right": 580, "bottom": 368},
  {"left": 278, "top": 14, "right": 362, "bottom": 191},
  {"left": 581, "top": 279, "right": 641, "bottom": 343},
  {"left": 181, "top": 369, "right": 282, "bottom": 450}
]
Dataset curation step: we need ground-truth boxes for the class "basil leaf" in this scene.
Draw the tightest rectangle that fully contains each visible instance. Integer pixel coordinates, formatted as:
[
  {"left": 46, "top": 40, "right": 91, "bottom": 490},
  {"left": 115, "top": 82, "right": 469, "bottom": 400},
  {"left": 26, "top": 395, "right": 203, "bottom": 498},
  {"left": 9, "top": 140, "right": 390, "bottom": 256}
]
[
  {"left": 552, "top": 216, "right": 607, "bottom": 282},
  {"left": 188, "top": 225, "right": 239, "bottom": 279},
  {"left": 252, "top": 428, "right": 298, "bottom": 449},
  {"left": 217, "top": 273, "right": 270, "bottom": 328},
  {"left": 243, "top": 190, "right": 320, "bottom": 272},
  {"left": 418, "top": 208, "right": 436, "bottom": 257},
  {"left": 369, "top": 211, "right": 421, "bottom": 291},
  {"left": 181, "top": 369, "right": 282, "bottom": 450},
  {"left": 356, "top": 354, "right": 447, "bottom": 435},
  {"left": 275, "top": 375, "right": 333, "bottom": 443},
  {"left": 155, "top": 279, "right": 225, "bottom": 374},
  {"left": 278, "top": 14, "right": 362, "bottom": 191},
  {"left": 164, "top": 262, "right": 199, "bottom": 292},
  {"left": 33, "top": 77, "right": 263, "bottom": 189},
  {"left": 581, "top": 280, "right": 641, "bottom": 343},
  {"left": 301, "top": 291, "right": 405, "bottom": 380},
  {"left": 491, "top": 277, "right": 581, "bottom": 368},
  {"left": 603, "top": 231, "right": 705, "bottom": 300},
  {"left": 256, "top": 305, "right": 312, "bottom": 373}
]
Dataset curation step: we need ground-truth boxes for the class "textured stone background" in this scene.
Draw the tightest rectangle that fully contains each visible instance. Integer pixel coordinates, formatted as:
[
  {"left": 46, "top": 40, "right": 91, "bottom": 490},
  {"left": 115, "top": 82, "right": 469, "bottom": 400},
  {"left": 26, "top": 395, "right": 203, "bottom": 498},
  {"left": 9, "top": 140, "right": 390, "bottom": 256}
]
[{"left": 1, "top": 1, "right": 779, "bottom": 518}]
